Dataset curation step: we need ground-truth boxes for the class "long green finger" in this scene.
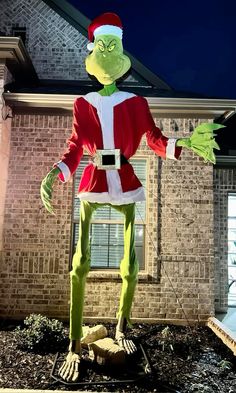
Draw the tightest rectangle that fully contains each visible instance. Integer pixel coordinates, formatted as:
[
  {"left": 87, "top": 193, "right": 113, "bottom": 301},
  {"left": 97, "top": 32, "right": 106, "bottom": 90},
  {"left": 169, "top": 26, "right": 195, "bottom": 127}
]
[
  {"left": 194, "top": 123, "right": 226, "bottom": 133},
  {"left": 44, "top": 203, "right": 55, "bottom": 215},
  {"left": 210, "top": 140, "right": 220, "bottom": 150}
]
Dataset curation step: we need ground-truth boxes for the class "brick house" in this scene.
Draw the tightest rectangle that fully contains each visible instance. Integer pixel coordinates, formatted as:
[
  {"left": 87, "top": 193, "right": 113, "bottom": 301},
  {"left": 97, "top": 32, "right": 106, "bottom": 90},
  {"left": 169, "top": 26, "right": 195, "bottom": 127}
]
[{"left": 0, "top": 0, "right": 235, "bottom": 325}]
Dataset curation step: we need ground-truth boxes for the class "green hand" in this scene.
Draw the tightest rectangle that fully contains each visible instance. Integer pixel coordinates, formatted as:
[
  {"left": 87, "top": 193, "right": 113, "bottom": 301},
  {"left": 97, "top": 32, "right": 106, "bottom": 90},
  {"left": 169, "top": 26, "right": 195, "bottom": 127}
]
[
  {"left": 40, "top": 167, "right": 61, "bottom": 214},
  {"left": 176, "top": 123, "right": 225, "bottom": 164}
]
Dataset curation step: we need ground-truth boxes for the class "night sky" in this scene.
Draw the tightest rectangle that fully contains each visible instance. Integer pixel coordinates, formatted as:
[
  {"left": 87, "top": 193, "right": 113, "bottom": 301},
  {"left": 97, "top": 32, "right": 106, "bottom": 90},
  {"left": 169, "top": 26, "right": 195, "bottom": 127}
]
[{"left": 68, "top": 0, "right": 236, "bottom": 99}]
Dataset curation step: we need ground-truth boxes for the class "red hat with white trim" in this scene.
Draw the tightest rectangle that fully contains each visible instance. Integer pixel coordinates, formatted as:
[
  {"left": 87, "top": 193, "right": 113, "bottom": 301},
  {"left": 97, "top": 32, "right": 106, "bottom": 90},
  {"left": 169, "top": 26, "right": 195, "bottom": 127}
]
[{"left": 87, "top": 12, "right": 123, "bottom": 51}]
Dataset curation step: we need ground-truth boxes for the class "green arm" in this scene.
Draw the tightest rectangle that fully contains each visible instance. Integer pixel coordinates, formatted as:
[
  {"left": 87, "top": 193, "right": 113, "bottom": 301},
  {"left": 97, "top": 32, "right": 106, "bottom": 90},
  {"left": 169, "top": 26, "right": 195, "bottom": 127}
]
[
  {"left": 176, "top": 123, "right": 225, "bottom": 164},
  {"left": 40, "top": 167, "right": 61, "bottom": 214}
]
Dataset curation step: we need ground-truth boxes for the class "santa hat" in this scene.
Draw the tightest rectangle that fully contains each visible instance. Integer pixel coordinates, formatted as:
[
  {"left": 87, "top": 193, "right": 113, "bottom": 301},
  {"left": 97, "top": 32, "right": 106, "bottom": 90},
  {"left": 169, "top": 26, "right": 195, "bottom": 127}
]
[{"left": 87, "top": 13, "right": 123, "bottom": 51}]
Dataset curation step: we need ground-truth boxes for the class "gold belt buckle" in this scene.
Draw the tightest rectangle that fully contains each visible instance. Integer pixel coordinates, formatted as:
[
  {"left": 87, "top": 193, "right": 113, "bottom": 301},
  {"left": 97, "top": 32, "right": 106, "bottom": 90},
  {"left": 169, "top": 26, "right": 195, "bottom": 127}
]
[{"left": 94, "top": 149, "right": 121, "bottom": 170}]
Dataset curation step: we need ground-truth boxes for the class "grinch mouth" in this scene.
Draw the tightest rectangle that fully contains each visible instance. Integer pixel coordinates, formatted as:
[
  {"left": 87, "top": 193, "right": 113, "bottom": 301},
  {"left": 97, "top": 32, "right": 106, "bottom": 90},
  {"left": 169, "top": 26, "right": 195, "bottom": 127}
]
[
  {"left": 97, "top": 65, "right": 124, "bottom": 80},
  {"left": 96, "top": 57, "right": 125, "bottom": 79},
  {"left": 85, "top": 53, "right": 131, "bottom": 83}
]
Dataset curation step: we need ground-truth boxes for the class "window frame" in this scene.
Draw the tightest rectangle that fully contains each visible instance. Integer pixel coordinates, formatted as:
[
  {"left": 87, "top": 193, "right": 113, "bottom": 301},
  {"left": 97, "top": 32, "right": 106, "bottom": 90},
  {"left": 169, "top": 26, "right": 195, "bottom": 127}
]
[{"left": 228, "top": 193, "right": 236, "bottom": 268}]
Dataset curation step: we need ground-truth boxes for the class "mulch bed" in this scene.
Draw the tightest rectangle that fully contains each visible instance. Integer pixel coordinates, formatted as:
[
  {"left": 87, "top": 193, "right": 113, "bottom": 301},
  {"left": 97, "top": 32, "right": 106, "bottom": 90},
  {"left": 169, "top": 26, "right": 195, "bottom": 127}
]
[{"left": 0, "top": 320, "right": 236, "bottom": 392}]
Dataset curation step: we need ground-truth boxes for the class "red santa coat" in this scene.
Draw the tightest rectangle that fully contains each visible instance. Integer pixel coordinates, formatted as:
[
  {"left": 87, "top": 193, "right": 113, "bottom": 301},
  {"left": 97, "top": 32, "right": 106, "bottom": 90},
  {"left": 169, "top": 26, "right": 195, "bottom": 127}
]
[{"left": 56, "top": 91, "right": 182, "bottom": 205}]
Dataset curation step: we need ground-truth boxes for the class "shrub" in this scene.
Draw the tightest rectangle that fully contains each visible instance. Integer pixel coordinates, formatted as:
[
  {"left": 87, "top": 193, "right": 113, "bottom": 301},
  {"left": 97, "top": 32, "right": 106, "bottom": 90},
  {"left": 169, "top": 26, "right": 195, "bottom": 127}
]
[{"left": 14, "top": 313, "right": 67, "bottom": 352}]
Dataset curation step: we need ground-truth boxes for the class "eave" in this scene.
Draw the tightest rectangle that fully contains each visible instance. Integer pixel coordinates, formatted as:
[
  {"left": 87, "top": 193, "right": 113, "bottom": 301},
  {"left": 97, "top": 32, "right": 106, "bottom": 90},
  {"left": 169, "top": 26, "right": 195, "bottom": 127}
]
[
  {"left": 3, "top": 92, "right": 236, "bottom": 118},
  {"left": 215, "top": 156, "right": 236, "bottom": 167},
  {"left": 0, "top": 37, "right": 38, "bottom": 81}
]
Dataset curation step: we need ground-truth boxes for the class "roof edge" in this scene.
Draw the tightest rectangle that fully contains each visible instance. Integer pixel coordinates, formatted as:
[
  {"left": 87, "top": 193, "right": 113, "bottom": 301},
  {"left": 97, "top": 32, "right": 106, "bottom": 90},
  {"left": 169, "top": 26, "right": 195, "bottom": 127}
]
[
  {"left": 215, "top": 156, "right": 236, "bottom": 166},
  {"left": 42, "top": 0, "right": 89, "bottom": 36},
  {"left": 4, "top": 92, "right": 236, "bottom": 117},
  {"left": 0, "top": 36, "right": 38, "bottom": 81},
  {"left": 41, "top": 0, "right": 171, "bottom": 90}
]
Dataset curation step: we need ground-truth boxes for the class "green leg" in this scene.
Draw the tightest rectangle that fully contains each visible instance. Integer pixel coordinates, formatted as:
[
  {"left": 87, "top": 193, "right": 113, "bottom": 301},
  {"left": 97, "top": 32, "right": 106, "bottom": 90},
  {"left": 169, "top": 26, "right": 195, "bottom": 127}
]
[
  {"left": 70, "top": 201, "right": 138, "bottom": 339},
  {"left": 70, "top": 200, "right": 95, "bottom": 340},
  {"left": 114, "top": 203, "right": 139, "bottom": 325}
]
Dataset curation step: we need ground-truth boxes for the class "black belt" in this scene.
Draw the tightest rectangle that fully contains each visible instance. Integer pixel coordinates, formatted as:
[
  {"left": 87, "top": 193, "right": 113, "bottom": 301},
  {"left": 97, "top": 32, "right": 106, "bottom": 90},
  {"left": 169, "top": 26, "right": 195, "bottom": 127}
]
[
  {"left": 92, "top": 150, "right": 129, "bottom": 170},
  {"left": 100, "top": 153, "right": 129, "bottom": 166},
  {"left": 121, "top": 154, "right": 129, "bottom": 165}
]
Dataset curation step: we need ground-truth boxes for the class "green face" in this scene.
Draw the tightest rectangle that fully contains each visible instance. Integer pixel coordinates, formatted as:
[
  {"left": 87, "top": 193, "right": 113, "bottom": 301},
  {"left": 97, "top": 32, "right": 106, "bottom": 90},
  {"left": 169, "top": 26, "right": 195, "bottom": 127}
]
[{"left": 85, "top": 35, "right": 131, "bottom": 85}]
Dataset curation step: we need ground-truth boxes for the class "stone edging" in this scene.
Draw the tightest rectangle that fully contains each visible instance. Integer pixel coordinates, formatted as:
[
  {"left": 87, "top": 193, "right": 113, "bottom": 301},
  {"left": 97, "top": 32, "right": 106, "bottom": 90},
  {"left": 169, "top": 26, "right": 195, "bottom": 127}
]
[
  {"left": 0, "top": 388, "right": 94, "bottom": 393},
  {"left": 207, "top": 316, "right": 236, "bottom": 356}
]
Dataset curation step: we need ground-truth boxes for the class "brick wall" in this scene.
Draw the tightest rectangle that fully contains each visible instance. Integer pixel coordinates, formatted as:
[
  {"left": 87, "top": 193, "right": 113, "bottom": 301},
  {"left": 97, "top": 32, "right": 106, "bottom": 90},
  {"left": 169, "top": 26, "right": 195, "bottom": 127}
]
[
  {"left": 0, "top": 0, "right": 88, "bottom": 81},
  {"left": 0, "top": 112, "right": 215, "bottom": 324},
  {"left": 213, "top": 167, "right": 236, "bottom": 312},
  {"left": 0, "top": 113, "right": 72, "bottom": 318},
  {"left": 143, "top": 118, "right": 215, "bottom": 323},
  {"left": 0, "top": 0, "right": 137, "bottom": 83},
  {"left": 0, "top": 61, "right": 12, "bottom": 251}
]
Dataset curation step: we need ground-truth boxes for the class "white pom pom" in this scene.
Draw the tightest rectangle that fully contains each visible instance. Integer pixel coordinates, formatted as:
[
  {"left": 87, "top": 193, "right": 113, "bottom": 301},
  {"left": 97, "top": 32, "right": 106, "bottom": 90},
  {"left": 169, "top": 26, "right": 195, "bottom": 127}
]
[{"left": 87, "top": 42, "right": 95, "bottom": 51}]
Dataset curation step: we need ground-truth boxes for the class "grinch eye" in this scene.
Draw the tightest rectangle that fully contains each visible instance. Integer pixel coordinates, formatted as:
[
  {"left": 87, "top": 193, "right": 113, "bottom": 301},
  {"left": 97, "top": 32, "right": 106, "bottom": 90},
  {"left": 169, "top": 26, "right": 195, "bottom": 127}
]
[
  {"left": 108, "top": 44, "right": 116, "bottom": 52},
  {"left": 97, "top": 40, "right": 105, "bottom": 52}
]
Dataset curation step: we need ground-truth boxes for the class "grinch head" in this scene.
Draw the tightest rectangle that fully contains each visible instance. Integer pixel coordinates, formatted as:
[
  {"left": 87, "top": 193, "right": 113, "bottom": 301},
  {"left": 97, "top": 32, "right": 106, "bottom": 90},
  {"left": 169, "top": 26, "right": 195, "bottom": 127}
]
[{"left": 85, "top": 13, "right": 131, "bottom": 85}]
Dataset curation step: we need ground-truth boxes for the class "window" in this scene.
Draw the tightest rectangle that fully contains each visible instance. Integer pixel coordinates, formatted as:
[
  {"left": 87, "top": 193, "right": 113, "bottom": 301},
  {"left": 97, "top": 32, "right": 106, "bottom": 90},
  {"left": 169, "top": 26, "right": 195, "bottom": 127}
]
[
  {"left": 71, "top": 157, "right": 147, "bottom": 270},
  {"left": 228, "top": 194, "right": 236, "bottom": 303}
]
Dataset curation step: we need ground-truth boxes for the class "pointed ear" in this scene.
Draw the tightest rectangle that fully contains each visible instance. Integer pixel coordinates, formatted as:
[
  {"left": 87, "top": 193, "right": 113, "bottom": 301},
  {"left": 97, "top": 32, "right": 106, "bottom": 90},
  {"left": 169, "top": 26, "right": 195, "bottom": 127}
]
[{"left": 87, "top": 42, "right": 95, "bottom": 51}]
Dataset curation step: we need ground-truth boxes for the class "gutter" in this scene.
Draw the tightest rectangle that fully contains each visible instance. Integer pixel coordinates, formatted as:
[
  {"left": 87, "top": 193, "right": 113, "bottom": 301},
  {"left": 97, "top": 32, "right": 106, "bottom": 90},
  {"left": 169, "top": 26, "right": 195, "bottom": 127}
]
[
  {"left": 215, "top": 156, "right": 236, "bottom": 166},
  {"left": 3, "top": 93, "right": 236, "bottom": 117}
]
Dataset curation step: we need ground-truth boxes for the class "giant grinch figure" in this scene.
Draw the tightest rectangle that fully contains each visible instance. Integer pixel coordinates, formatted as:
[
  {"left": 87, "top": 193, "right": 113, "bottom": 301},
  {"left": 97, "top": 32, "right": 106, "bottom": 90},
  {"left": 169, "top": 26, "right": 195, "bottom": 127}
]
[{"left": 41, "top": 13, "right": 222, "bottom": 381}]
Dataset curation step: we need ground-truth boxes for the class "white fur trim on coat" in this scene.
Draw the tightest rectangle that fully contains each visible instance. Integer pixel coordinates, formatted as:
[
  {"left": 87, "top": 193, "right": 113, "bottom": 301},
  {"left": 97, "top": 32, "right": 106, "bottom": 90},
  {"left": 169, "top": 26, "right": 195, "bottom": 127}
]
[
  {"left": 78, "top": 186, "right": 145, "bottom": 205},
  {"left": 56, "top": 161, "right": 71, "bottom": 182},
  {"left": 166, "top": 138, "right": 178, "bottom": 160}
]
